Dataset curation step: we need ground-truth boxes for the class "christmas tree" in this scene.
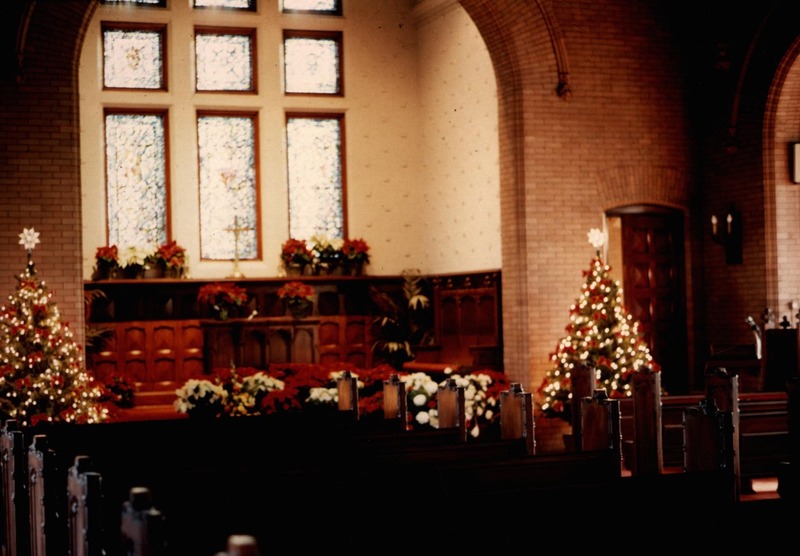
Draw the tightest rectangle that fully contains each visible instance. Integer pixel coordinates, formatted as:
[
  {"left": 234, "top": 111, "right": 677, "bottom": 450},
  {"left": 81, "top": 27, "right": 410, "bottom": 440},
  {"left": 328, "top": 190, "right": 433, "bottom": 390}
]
[
  {"left": 0, "top": 228, "right": 109, "bottom": 426},
  {"left": 537, "top": 228, "right": 660, "bottom": 421}
]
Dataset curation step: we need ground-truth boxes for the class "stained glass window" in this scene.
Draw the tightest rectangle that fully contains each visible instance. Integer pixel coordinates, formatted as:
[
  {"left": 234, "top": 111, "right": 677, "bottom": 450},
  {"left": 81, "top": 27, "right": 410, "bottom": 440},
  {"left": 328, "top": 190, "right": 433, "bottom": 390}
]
[
  {"left": 286, "top": 114, "right": 344, "bottom": 240},
  {"left": 284, "top": 31, "right": 342, "bottom": 95},
  {"left": 281, "top": 0, "right": 341, "bottom": 15},
  {"left": 198, "top": 114, "right": 260, "bottom": 260},
  {"left": 194, "top": 0, "right": 256, "bottom": 10},
  {"left": 101, "top": 0, "right": 166, "bottom": 6},
  {"left": 196, "top": 29, "right": 255, "bottom": 92},
  {"left": 103, "top": 25, "right": 165, "bottom": 90},
  {"left": 104, "top": 112, "right": 168, "bottom": 250}
]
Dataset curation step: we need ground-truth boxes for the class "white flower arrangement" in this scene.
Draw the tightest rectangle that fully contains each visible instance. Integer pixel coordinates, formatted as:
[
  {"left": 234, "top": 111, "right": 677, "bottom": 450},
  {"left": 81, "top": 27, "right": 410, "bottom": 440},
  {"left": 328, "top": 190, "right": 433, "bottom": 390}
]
[
  {"left": 174, "top": 370, "right": 285, "bottom": 417},
  {"left": 120, "top": 245, "right": 154, "bottom": 268},
  {"left": 174, "top": 379, "right": 228, "bottom": 416},
  {"left": 305, "top": 370, "right": 365, "bottom": 405}
]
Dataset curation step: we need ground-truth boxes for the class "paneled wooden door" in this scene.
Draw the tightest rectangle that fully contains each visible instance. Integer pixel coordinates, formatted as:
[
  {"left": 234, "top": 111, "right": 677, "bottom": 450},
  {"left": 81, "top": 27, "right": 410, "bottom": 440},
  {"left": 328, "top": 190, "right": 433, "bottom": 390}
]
[{"left": 618, "top": 210, "right": 689, "bottom": 395}]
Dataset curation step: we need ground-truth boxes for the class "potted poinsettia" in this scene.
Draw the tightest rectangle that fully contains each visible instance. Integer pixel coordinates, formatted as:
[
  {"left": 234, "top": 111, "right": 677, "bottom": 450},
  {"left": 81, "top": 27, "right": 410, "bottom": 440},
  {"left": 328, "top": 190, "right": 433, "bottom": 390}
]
[
  {"left": 197, "top": 282, "right": 248, "bottom": 320},
  {"left": 280, "top": 238, "right": 313, "bottom": 275},
  {"left": 277, "top": 280, "right": 315, "bottom": 318},
  {"left": 93, "top": 245, "right": 120, "bottom": 280},
  {"left": 342, "top": 237, "right": 370, "bottom": 275},
  {"left": 155, "top": 239, "right": 188, "bottom": 278}
]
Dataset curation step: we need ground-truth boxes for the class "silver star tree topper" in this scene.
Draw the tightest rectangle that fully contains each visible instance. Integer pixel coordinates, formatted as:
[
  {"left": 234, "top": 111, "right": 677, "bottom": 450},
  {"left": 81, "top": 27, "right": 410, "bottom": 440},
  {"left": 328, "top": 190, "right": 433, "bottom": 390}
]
[{"left": 19, "top": 228, "right": 40, "bottom": 251}]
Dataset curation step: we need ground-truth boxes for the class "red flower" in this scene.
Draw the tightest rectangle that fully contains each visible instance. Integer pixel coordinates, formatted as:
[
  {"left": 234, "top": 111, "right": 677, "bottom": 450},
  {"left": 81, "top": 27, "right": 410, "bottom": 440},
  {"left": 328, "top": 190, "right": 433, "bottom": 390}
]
[
  {"left": 342, "top": 238, "right": 370, "bottom": 262},
  {"left": 95, "top": 245, "right": 119, "bottom": 264},
  {"left": 156, "top": 240, "right": 187, "bottom": 269},
  {"left": 281, "top": 238, "right": 313, "bottom": 265},
  {"left": 197, "top": 283, "right": 248, "bottom": 307},
  {"left": 277, "top": 281, "right": 314, "bottom": 302}
]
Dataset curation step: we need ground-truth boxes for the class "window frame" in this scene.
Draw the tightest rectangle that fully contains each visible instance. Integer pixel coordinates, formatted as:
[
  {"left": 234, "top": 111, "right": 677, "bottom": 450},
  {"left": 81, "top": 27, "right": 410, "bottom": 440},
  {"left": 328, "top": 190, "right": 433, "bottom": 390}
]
[
  {"left": 285, "top": 111, "right": 348, "bottom": 241},
  {"left": 194, "top": 26, "right": 258, "bottom": 94},
  {"left": 283, "top": 29, "right": 344, "bottom": 97},
  {"left": 103, "top": 107, "right": 172, "bottom": 248},
  {"left": 281, "top": 0, "right": 342, "bottom": 16},
  {"left": 101, "top": 21, "right": 168, "bottom": 92},
  {"left": 196, "top": 109, "right": 263, "bottom": 262}
]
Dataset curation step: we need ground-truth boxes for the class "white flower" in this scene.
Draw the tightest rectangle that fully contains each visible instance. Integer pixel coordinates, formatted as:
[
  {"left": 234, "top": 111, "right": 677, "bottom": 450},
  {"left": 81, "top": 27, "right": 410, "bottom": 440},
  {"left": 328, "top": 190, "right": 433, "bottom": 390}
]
[
  {"left": 587, "top": 228, "right": 607, "bottom": 251},
  {"left": 412, "top": 393, "right": 428, "bottom": 407},
  {"left": 18, "top": 228, "right": 40, "bottom": 251},
  {"left": 416, "top": 411, "right": 430, "bottom": 425}
]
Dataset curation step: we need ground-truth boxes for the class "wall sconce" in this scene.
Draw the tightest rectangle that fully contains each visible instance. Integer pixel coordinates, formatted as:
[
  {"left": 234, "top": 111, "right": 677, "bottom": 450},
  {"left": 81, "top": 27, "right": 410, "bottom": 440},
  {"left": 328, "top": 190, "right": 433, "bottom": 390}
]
[{"left": 710, "top": 203, "right": 742, "bottom": 264}]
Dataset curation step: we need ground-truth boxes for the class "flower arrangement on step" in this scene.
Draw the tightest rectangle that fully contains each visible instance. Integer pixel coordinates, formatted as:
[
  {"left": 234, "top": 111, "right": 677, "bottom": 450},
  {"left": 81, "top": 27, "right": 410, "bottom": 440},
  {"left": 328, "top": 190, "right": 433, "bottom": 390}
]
[
  {"left": 277, "top": 280, "right": 315, "bottom": 318},
  {"left": 309, "top": 234, "right": 344, "bottom": 275},
  {"left": 174, "top": 366, "right": 287, "bottom": 418},
  {"left": 342, "top": 237, "right": 370, "bottom": 275},
  {"left": 171, "top": 363, "right": 510, "bottom": 439},
  {"left": 197, "top": 282, "right": 248, "bottom": 320},
  {"left": 93, "top": 244, "right": 120, "bottom": 280},
  {"left": 280, "top": 238, "right": 314, "bottom": 275}
]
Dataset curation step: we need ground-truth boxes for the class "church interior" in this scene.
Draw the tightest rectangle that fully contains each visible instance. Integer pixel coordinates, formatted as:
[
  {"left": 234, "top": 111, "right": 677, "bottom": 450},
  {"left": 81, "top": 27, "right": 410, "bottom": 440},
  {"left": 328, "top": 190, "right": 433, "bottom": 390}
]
[{"left": 0, "top": 0, "right": 798, "bottom": 553}]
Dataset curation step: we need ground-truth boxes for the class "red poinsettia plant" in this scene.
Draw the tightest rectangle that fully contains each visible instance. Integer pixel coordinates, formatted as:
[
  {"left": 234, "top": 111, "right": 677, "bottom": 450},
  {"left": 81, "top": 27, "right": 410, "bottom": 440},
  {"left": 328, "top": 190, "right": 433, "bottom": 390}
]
[
  {"left": 277, "top": 281, "right": 315, "bottom": 303},
  {"left": 197, "top": 283, "right": 248, "bottom": 310},
  {"left": 280, "top": 238, "right": 313, "bottom": 266},
  {"left": 342, "top": 238, "right": 370, "bottom": 264},
  {"left": 155, "top": 240, "right": 187, "bottom": 269},
  {"left": 95, "top": 245, "right": 120, "bottom": 266}
]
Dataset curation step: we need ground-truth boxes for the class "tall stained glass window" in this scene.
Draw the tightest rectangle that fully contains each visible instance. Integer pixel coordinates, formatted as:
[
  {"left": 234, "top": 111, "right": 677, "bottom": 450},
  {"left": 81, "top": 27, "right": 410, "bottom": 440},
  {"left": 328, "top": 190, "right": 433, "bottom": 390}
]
[
  {"left": 198, "top": 114, "right": 260, "bottom": 260},
  {"left": 195, "top": 29, "right": 256, "bottom": 92},
  {"left": 283, "top": 31, "right": 342, "bottom": 95},
  {"left": 102, "top": 24, "right": 165, "bottom": 90},
  {"left": 104, "top": 112, "right": 168, "bottom": 249},
  {"left": 286, "top": 114, "right": 344, "bottom": 240}
]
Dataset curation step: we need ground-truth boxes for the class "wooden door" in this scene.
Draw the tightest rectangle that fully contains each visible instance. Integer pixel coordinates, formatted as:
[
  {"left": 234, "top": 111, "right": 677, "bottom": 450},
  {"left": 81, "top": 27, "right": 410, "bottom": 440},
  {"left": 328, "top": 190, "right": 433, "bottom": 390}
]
[{"left": 620, "top": 211, "right": 689, "bottom": 394}]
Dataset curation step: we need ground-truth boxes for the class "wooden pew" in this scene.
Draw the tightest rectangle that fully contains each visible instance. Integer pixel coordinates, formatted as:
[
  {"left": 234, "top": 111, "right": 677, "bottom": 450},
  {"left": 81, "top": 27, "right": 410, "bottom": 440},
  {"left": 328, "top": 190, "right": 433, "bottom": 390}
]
[
  {"left": 27, "top": 434, "right": 66, "bottom": 556},
  {"left": 120, "top": 486, "right": 166, "bottom": 556},
  {"left": 499, "top": 382, "right": 535, "bottom": 455},
  {"left": 66, "top": 455, "right": 103, "bottom": 556},
  {"left": 1, "top": 419, "right": 30, "bottom": 556},
  {"left": 630, "top": 369, "right": 663, "bottom": 475},
  {"left": 436, "top": 377, "right": 466, "bottom": 442}
]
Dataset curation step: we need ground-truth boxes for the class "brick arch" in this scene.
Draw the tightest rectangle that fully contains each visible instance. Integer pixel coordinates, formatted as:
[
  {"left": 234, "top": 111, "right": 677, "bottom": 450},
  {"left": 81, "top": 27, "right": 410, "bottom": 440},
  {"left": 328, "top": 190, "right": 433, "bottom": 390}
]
[
  {"left": 459, "top": 0, "right": 566, "bottom": 388},
  {"left": 592, "top": 165, "right": 691, "bottom": 211},
  {"left": 763, "top": 36, "right": 800, "bottom": 314}
]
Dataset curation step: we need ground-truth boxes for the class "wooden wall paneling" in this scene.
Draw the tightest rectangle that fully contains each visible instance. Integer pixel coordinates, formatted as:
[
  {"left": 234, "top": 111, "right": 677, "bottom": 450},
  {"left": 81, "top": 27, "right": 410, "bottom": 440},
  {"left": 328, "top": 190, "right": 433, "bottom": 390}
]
[
  {"left": 292, "top": 324, "right": 316, "bottom": 364},
  {"left": 318, "top": 317, "right": 342, "bottom": 365},
  {"left": 120, "top": 323, "right": 148, "bottom": 382},
  {"left": 177, "top": 321, "right": 204, "bottom": 381},
  {"left": 345, "top": 317, "right": 370, "bottom": 367},
  {"left": 150, "top": 322, "right": 178, "bottom": 383},
  {"left": 240, "top": 325, "right": 269, "bottom": 369},
  {"left": 267, "top": 326, "right": 291, "bottom": 364},
  {"left": 202, "top": 323, "right": 238, "bottom": 374}
]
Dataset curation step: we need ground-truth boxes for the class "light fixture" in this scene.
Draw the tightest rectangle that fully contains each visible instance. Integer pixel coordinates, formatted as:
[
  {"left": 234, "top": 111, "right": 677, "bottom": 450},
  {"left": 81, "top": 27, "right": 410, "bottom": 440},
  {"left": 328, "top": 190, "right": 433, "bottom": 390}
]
[{"left": 710, "top": 203, "right": 742, "bottom": 264}]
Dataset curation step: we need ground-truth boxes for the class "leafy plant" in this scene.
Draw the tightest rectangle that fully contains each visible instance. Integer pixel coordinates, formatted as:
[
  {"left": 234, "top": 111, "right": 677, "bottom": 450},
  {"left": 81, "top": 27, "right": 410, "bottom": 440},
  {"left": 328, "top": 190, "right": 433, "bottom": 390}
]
[{"left": 369, "top": 269, "right": 433, "bottom": 370}]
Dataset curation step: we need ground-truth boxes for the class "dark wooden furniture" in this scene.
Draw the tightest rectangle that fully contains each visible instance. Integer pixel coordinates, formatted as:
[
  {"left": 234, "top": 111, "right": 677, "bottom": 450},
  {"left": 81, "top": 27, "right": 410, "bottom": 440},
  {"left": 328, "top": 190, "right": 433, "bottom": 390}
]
[
  {"left": 119, "top": 486, "right": 166, "bottom": 556},
  {"left": 85, "top": 272, "right": 502, "bottom": 388},
  {"left": 27, "top": 434, "right": 64, "bottom": 556},
  {"left": 66, "top": 455, "right": 102, "bottom": 556},
  {"left": 1, "top": 420, "right": 29, "bottom": 556}
]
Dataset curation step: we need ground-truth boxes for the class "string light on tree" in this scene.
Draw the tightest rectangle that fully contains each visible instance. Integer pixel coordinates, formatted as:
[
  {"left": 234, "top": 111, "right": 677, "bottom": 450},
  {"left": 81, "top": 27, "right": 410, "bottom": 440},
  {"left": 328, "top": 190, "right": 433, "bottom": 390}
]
[
  {"left": 0, "top": 228, "right": 109, "bottom": 425},
  {"left": 537, "top": 227, "right": 660, "bottom": 421}
]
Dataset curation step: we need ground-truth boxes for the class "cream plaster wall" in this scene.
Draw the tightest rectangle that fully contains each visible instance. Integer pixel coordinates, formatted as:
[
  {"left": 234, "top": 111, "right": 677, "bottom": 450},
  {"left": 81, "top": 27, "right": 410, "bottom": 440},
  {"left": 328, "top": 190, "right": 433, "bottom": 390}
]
[{"left": 79, "top": 0, "right": 500, "bottom": 279}]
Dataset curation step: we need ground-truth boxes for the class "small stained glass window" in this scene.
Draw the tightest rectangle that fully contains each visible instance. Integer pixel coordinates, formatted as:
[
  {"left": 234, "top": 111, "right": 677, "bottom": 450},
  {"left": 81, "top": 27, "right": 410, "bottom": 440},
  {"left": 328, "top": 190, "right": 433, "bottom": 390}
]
[
  {"left": 194, "top": 0, "right": 256, "bottom": 10},
  {"left": 198, "top": 114, "right": 260, "bottom": 261},
  {"left": 284, "top": 31, "right": 342, "bottom": 95},
  {"left": 104, "top": 112, "right": 168, "bottom": 249},
  {"left": 101, "top": 0, "right": 166, "bottom": 6},
  {"left": 286, "top": 114, "right": 344, "bottom": 240},
  {"left": 103, "top": 25, "right": 165, "bottom": 90},
  {"left": 196, "top": 29, "right": 256, "bottom": 92},
  {"left": 281, "top": 0, "right": 341, "bottom": 15}
]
